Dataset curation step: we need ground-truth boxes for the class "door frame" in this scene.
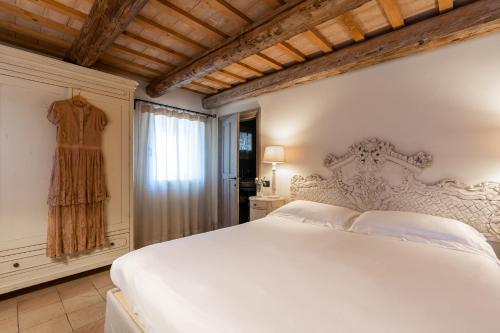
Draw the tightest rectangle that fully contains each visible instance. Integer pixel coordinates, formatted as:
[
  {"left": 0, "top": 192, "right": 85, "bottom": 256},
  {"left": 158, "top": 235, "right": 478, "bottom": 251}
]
[
  {"left": 238, "top": 108, "right": 261, "bottom": 180},
  {"left": 217, "top": 108, "right": 260, "bottom": 228}
]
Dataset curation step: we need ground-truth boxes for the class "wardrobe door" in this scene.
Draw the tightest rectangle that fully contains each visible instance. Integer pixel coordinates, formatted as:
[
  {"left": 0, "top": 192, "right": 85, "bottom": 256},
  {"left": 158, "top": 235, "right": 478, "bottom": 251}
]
[
  {"left": 0, "top": 76, "right": 70, "bottom": 249},
  {"left": 77, "top": 90, "right": 131, "bottom": 237}
]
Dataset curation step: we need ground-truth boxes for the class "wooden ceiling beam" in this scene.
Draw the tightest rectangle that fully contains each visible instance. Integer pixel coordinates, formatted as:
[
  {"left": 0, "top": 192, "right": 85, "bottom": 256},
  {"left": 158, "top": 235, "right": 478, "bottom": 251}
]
[
  {"left": 0, "top": 3, "right": 175, "bottom": 72},
  {"left": 134, "top": 15, "right": 208, "bottom": 50},
  {"left": 190, "top": 81, "right": 219, "bottom": 94},
  {"left": 217, "top": 69, "right": 247, "bottom": 82},
  {"left": 29, "top": 0, "right": 86, "bottom": 20},
  {"left": 233, "top": 62, "right": 264, "bottom": 77},
  {"left": 0, "top": 31, "right": 65, "bottom": 58},
  {"left": 110, "top": 44, "right": 175, "bottom": 68},
  {"left": 100, "top": 54, "right": 163, "bottom": 76},
  {"left": 276, "top": 41, "right": 306, "bottom": 62},
  {"left": 0, "top": 15, "right": 159, "bottom": 79},
  {"left": 0, "top": 23, "right": 154, "bottom": 83},
  {"left": 203, "top": 0, "right": 500, "bottom": 108},
  {"left": 0, "top": 2, "right": 78, "bottom": 36},
  {"left": 377, "top": 0, "right": 405, "bottom": 29},
  {"left": 64, "top": 0, "right": 149, "bottom": 66},
  {"left": 93, "top": 62, "right": 155, "bottom": 81},
  {"left": 437, "top": 0, "right": 454, "bottom": 13},
  {"left": 339, "top": 13, "right": 365, "bottom": 42},
  {"left": 121, "top": 31, "right": 191, "bottom": 61},
  {"left": 29, "top": 0, "right": 191, "bottom": 62},
  {"left": 0, "top": 21, "right": 71, "bottom": 57},
  {"left": 303, "top": 29, "right": 333, "bottom": 53},
  {"left": 254, "top": 53, "right": 284, "bottom": 70},
  {"left": 0, "top": 8, "right": 163, "bottom": 82},
  {"left": 181, "top": 86, "right": 209, "bottom": 96},
  {"left": 210, "top": 0, "right": 253, "bottom": 25},
  {"left": 263, "top": 0, "right": 287, "bottom": 10},
  {"left": 0, "top": 20, "right": 70, "bottom": 49},
  {"left": 146, "top": 0, "right": 370, "bottom": 97},
  {"left": 203, "top": 76, "right": 232, "bottom": 89},
  {"left": 154, "top": 0, "right": 229, "bottom": 39}
]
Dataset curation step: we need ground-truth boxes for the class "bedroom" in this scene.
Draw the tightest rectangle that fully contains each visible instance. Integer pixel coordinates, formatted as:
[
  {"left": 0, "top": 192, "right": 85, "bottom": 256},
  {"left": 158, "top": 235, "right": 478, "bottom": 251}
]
[{"left": 0, "top": 0, "right": 499, "bottom": 332}]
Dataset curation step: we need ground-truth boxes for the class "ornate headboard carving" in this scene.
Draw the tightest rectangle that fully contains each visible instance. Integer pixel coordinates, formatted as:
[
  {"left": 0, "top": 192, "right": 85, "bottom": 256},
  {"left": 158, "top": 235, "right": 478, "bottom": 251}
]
[{"left": 290, "top": 138, "right": 500, "bottom": 241}]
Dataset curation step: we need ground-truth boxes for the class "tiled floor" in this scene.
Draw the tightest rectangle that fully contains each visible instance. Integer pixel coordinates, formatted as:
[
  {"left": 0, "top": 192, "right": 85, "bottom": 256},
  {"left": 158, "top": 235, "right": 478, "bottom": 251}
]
[{"left": 0, "top": 270, "right": 115, "bottom": 333}]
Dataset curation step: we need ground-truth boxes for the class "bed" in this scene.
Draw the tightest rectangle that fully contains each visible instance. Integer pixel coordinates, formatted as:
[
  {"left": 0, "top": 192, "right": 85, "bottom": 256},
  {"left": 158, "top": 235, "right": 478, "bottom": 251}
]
[{"left": 106, "top": 138, "right": 500, "bottom": 333}]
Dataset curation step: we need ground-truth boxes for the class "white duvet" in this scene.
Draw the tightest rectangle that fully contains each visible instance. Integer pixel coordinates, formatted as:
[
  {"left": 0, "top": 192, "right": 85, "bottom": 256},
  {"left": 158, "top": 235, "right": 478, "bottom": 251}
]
[{"left": 111, "top": 216, "right": 500, "bottom": 333}]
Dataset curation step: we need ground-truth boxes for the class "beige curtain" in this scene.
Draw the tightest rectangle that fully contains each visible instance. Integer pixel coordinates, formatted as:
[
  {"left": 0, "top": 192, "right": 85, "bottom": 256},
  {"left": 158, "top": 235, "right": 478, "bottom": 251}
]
[{"left": 134, "top": 102, "right": 215, "bottom": 247}]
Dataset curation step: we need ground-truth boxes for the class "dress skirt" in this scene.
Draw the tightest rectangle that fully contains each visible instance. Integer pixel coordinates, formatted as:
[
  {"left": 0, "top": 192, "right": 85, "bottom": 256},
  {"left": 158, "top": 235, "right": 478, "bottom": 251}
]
[
  {"left": 47, "top": 201, "right": 105, "bottom": 258},
  {"left": 46, "top": 145, "right": 107, "bottom": 257}
]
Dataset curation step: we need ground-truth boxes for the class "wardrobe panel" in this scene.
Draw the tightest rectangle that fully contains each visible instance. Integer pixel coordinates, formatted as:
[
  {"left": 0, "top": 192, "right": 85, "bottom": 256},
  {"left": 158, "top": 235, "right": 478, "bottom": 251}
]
[
  {"left": 0, "top": 76, "right": 70, "bottom": 248},
  {"left": 78, "top": 90, "right": 131, "bottom": 234}
]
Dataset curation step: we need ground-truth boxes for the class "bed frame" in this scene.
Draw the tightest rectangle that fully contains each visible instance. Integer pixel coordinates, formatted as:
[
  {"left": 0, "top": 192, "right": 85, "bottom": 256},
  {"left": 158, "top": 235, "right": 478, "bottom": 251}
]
[
  {"left": 105, "top": 289, "right": 145, "bottom": 333},
  {"left": 105, "top": 138, "right": 500, "bottom": 333},
  {"left": 291, "top": 138, "right": 500, "bottom": 241}
]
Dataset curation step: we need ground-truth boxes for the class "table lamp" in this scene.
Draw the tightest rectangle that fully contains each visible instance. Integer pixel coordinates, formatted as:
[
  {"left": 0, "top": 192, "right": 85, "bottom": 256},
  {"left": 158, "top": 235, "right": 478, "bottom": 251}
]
[{"left": 263, "top": 146, "right": 285, "bottom": 197}]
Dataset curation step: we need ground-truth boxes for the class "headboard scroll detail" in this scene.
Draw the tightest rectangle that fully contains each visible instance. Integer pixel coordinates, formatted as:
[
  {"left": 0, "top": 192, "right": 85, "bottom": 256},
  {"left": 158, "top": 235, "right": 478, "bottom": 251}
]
[{"left": 290, "top": 138, "right": 500, "bottom": 241}]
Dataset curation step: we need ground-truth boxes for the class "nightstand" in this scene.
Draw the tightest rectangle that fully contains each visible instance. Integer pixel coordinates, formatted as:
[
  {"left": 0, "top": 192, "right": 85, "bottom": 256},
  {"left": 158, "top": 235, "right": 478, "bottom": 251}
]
[{"left": 249, "top": 196, "right": 287, "bottom": 221}]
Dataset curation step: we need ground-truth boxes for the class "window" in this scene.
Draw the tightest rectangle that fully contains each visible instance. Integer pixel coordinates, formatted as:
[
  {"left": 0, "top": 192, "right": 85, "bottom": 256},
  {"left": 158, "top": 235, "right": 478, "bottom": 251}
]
[
  {"left": 240, "top": 131, "right": 253, "bottom": 151},
  {"left": 150, "top": 114, "right": 206, "bottom": 182}
]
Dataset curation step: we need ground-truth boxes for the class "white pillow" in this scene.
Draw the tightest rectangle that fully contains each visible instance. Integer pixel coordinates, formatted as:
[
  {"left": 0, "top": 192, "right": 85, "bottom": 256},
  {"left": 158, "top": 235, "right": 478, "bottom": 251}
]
[
  {"left": 349, "top": 210, "right": 497, "bottom": 260},
  {"left": 269, "top": 200, "right": 360, "bottom": 230}
]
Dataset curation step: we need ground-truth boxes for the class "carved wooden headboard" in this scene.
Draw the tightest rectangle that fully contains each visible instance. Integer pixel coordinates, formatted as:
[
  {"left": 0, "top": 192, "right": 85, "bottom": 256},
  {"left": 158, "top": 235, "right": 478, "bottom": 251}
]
[{"left": 290, "top": 138, "right": 500, "bottom": 241}]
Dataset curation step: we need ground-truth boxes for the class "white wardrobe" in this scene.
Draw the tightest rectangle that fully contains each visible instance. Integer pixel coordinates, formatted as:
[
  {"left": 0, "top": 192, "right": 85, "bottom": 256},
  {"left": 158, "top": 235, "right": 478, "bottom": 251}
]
[{"left": 0, "top": 44, "right": 136, "bottom": 293}]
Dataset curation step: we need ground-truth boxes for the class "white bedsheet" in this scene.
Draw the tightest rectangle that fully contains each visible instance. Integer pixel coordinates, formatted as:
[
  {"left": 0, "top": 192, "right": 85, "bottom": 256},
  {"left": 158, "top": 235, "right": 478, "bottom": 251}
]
[{"left": 111, "top": 216, "right": 500, "bottom": 333}]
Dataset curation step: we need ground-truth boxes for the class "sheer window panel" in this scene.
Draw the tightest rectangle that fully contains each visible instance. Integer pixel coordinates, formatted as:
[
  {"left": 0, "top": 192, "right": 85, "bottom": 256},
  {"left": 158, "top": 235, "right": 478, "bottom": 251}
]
[
  {"left": 134, "top": 102, "right": 214, "bottom": 247},
  {"left": 151, "top": 114, "right": 206, "bottom": 183}
]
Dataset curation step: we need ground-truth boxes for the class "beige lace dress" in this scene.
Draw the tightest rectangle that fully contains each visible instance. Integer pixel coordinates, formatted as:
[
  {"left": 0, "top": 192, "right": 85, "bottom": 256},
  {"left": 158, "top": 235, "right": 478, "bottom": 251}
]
[{"left": 46, "top": 98, "right": 108, "bottom": 258}]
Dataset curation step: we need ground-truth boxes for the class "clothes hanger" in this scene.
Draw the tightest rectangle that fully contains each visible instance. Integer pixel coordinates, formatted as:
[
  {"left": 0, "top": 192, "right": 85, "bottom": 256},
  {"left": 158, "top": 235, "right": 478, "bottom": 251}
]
[{"left": 71, "top": 89, "right": 89, "bottom": 107}]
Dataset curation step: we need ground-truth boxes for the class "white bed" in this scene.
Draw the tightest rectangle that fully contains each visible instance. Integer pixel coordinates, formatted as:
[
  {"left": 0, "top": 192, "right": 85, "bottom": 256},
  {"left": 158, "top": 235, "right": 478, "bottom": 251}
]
[
  {"left": 110, "top": 214, "right": 500, "bottom": 333},
  {"left": 108, "top": 138, "right": 500, "bottom": 333}
]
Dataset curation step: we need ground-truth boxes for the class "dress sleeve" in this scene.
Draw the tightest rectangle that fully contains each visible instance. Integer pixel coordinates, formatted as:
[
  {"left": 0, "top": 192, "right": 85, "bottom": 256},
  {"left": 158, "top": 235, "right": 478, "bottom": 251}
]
[
  {"left": 98, "top": 109, "right": 108, "bottom": 131},
  {"left": 47, "top": 102, "right": 62, "bottom": 125}
]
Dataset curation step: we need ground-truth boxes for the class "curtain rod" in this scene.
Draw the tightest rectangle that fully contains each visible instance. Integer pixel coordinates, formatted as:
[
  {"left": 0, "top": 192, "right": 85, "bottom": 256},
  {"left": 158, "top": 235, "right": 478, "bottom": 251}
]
[{"left": 134, "top": 99, "right": 216, "bottom": 118}]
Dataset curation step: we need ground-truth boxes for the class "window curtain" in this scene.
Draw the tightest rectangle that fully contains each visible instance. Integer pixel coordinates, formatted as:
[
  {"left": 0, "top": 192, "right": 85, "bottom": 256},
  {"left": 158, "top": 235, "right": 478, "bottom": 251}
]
[{"left": 134, "top": 102, "right": 214, "bottom": 247}]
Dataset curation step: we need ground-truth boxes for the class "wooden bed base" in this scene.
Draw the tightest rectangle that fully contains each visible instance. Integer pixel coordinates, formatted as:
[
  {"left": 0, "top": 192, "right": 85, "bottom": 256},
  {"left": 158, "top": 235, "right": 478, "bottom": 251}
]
[{"left": 105, "top": 289, "right": 146, "bottom": 333}]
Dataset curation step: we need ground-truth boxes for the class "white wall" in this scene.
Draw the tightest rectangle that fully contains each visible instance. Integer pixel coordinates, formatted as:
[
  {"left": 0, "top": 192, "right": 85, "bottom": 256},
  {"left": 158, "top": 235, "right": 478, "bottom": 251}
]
[
  {"left": 216, "top": 32, "right": 500, "bottom": 196},
  {"left": 135, "top": 83, "right": 207, "bottom": 112}
]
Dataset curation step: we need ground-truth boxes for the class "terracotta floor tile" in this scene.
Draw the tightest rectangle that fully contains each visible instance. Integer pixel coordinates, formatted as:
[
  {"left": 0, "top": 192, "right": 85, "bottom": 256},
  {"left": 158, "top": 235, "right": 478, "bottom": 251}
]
[
  {"left": 0, "top": 315, "right": 18, "bottom": 333},
  {"left": 73, "top": 318, "right": 105, "bottom": 333},
  {"left": 89, "top": 271, "right": 113, "bottom": 289},
  {"left": 67, "top": 301, "right": 106, "bottom": 330},
  {"left": 18, "top": 302, "right": 65, "bottom": 330},
  {"left": 62, "top": 292, "right": 103, "bottom": 313},
  {"left": 55, "top": 277, "right": 91, "bottom": 295},
  {"left": 0, "top": 298, "right": 18, "bottom": 321},
  {"left": 57, "top": 279, "right": 96, "bottom": 301},
  {"left": 15, "top": 286, "right": 57, "bottom": 303},
  {"left": 3, "top": 269, "right": 113, "bottom": 333},
  {"left": 20, "top": 315, "right": 72, "bottom": 333},
  {"left": 18, "top": 290, "right": 60, "bottom": 314}
]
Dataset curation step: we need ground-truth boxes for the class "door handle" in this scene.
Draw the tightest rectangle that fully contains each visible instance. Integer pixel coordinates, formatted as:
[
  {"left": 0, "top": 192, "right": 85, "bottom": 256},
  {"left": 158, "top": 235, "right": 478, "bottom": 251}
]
[{"left": 231, "top": 177, "right": 239, "bottom": 188}]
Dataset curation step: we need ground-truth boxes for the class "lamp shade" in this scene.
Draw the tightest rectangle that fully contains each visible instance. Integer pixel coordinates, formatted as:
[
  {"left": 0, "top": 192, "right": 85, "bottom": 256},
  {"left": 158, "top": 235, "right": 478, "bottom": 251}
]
[{"left": 263, "top": 146, "right": 285, "bottom": 163}]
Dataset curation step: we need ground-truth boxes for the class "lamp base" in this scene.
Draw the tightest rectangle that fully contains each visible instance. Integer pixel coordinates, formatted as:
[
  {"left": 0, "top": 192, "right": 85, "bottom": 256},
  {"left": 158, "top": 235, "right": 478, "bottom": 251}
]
[{"left": 271, "top": 164, "right": 277, "bottom": 196}]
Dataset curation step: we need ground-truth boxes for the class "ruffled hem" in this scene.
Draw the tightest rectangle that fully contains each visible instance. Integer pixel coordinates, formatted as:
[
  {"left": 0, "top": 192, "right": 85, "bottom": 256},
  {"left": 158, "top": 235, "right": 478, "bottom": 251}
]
[
  {"left": 48, "top": 147, "right": 108, "bottom": 205},
  {"left": 46, "top": 201, "right": 106, "bottom": 258}
]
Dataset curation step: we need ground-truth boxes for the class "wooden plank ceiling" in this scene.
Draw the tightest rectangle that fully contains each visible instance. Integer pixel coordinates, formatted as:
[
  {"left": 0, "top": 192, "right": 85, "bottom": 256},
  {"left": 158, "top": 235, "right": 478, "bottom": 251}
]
[{"left": 0, "top": 0, "right": 498, "bottom": 108}]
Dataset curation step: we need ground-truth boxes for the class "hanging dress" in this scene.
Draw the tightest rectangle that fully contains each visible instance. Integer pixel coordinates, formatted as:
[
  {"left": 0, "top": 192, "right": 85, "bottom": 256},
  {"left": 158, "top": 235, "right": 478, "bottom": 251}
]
[{"left": 46, "top": 98, "right": 108, "bottom": 258}]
